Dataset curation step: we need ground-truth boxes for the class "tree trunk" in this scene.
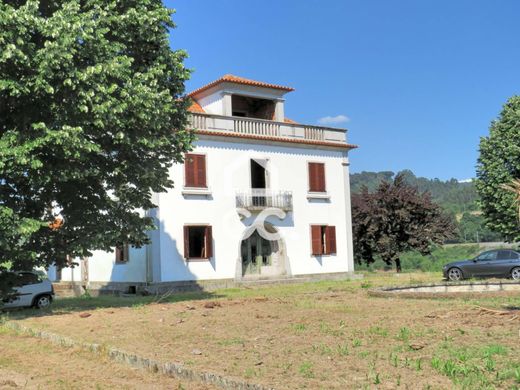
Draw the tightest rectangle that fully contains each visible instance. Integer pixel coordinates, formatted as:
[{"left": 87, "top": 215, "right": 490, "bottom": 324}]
[{"left": 395, "top": 257, "right": 402, "bottom": 273}]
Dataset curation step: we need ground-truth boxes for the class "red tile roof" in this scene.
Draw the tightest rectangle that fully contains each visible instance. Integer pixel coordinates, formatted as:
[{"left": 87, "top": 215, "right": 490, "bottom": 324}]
[
  {"left": 188, "top": 99, "right": 205, "bottom": 113},
  {"left": 188, "top": 74, "right": 295, "bottom": 97},
  {"left": 195, "top": 130, "right": 357, "bottom": 150}
]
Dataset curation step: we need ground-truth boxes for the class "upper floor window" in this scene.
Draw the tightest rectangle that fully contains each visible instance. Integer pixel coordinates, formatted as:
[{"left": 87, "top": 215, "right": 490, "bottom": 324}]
[
  {"left": 231, "top": 95, "right": 275, "bottom": 120},
  {"left": 308, "top": 162, "right": 326, "bottom": 192},
  {"left": 185, "top": 153, "right": 207, "bottom": 188},
  {"left": 310, "top": 225, "right": 336, "bottom": 256}
]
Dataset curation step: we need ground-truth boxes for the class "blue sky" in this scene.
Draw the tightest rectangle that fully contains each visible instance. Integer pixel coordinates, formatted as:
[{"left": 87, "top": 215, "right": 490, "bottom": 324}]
[{"left": 165, "top": 0, "right": 520, "bottom": 180}]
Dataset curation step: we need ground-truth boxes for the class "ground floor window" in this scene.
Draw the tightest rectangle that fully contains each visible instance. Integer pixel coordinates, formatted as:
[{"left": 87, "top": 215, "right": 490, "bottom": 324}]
[
  {"left": 310, "top": 225, "right": 336, "bottom": 256},
  {"left": 115, "top": 244, "right": 129, "bottom": 264},
  {"left": 184, "top": 225, "right": 213, "bottom": 260}
]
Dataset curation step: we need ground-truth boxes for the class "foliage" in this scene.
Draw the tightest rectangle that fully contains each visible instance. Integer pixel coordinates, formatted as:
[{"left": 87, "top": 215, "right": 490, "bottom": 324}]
[
  {"left": 476, "top": 96, "right": 520, "bottom": 242},
  {"left": 351, "top": 170, "right": 502, "bottom": 243},
  {"left": 351, "top": 170, "right": 478, "bottom": 214},
  {"left": 356, "top": 244, "right": 481, "bottom": 273},
  {"left": 0, "top": 1, "right": 192, "bottom": 276},
  {"left": 456, "top": 213, "right": 503, "bottom": 243},
  {"left": 352, "top": 174, "right": 456, "bottom": 271}
]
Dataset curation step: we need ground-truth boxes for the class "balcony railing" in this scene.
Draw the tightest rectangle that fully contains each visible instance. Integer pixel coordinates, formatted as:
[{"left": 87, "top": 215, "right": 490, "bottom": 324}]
[
  {"left": 188, "top": 113, "right": 348, "bottom": 145},
  {"left": 236, "top": 189, "right": 293, "bottom": 211}
]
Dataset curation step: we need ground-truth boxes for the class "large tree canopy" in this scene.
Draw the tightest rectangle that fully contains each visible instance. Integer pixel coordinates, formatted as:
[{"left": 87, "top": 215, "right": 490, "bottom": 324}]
[
  {"left": 0, "top": 1, "right": 193, "bottom": 272},
  {"left": 352, "top": 174, "right": 455, "bottom": 271},
  {"left": 476, "top": 96, "right": 520, "bottom": 241}
]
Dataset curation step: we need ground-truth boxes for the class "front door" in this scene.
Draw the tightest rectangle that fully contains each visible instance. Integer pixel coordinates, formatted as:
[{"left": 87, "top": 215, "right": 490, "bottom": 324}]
[
  {"left": 241, "top": 230, "right": 273, "bottom": 276},
  {"left": 471, "top": 250, "right": 498, "bottom": 277}
]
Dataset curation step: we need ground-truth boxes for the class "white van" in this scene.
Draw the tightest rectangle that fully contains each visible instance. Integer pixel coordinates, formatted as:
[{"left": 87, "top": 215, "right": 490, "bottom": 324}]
[{"left": 1, "top": 271, "right": 55, "bottom": 309}]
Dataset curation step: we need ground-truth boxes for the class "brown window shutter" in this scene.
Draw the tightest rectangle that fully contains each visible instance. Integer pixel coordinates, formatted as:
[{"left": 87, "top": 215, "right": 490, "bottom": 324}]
[
  {"left": 183, "top": 226, "right": 190, "bottom": 259},
  {"left": 115, "top": 246, "right": 122, "bottom": 263},
  {"left": 196, "top": 155, "right": 207, "bottom": 188},
  {"left": 325, "top": 226, "right": 337, "bottom": 255},
  {"left": 185, "top": 154, "right": 196, "bottom": 187},
  {"left": 185, "top": 154, "right": 207, "bottom": 188},
  {"left": 205, "top": 225, "right": 213, "bottom": 258},
  {"left": 308, "top": 163, "right": 326, "bottom": 192},
  {"left": 311, "top": 225, "right": 323, "bottom": 255},
  {"left": 115, "top": 244, "right": 129, "bottom": 263}
]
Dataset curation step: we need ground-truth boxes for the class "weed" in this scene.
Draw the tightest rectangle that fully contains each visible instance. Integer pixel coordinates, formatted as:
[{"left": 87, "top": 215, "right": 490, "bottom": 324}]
[
  {"left": 299, "top": 362, "right": 314, "bottom": 378},
  {"left": 217, "top": 338, "right": 245, "bottom": 346},
  {"left": 368, "top": 326, "right": 389, "bottom": 337},
  {"left": 352, "top": 338, "right": 362, "bottom": 347},
  {"left": 389, "top": 352, "right": 398, "bottom": 367},
  {"left": 373, "top": 372, "right": 381, "bottom": 385},
  {"left": 360, "top": 281, "right": 372, "bottom": 289},
  {"left": 312, "top": 343, "right": 332, "bottom": 355},
  {"left": 244, "top": 367, "right": 256, "bottom": 378},
  {"left": 337, "top": 344, "right": 349, "bottom": 356},
  {"left": 292, "top": 323, "right": 306, "bottom": 332},
  {"left": 396, "top": 327, "right": 410, "bottom": 342},
  {"left": 514, "top": 368, "right": 520, "bottom": 383},
  {"left": 415, "top": 358, "right": 422, "bottom": 371},
  {"left": 481, "top": 344, "right": 507, "bottom": 358},
  {"left": 484, "top": 357, "right": 495, "bottom": 372}
]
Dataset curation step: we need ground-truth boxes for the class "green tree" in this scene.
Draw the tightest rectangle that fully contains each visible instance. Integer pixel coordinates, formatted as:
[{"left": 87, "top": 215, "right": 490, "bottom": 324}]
[
  {"left": 476, "top": 96, "right": 520, "bottom": 241},
  {"left": 351, "top": 174, "right": 456, "bottom": 272},
  {"left": 0, "top": 2, "right": 192, "bottom": 275}
]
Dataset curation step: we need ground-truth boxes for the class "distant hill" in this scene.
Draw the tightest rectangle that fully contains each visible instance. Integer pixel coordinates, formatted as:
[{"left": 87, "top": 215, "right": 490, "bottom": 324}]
[
  {"left": 350, "top": 169, "right": 479, "bottom": 214},
  {"left": 349, "top": 170, "right": 502, "bottom": 242}
]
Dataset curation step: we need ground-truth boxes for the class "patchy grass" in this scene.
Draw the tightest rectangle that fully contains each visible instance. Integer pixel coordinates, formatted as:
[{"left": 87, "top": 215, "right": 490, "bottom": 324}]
[
  {"left": 4, "top": 272, "right": 520, "bottom": 389},
  {"left": 0, "top": 326, "right": 215, "bottom": 389}
]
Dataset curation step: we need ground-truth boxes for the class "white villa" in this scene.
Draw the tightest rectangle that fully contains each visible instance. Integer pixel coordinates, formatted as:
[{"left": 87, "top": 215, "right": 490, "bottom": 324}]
[{"left": 48, "top": 75, "right": 358, "bottom": 294}]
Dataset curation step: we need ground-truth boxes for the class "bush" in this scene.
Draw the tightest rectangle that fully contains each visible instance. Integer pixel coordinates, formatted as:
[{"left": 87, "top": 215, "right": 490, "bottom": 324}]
[{"left": 356, "top": 245, "right": 481, "bottom": 272}]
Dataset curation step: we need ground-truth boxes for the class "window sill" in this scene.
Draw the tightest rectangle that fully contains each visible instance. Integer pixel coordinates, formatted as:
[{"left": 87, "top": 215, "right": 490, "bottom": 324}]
[
  {"left": 185, "top": 258, "right": 211, "bottom": 262},
  {"left": 182, "top": 187, "right": 212, "bottom": 196},
  {"left": 307, "top": 192, "right": 330, "bottom": 200}
]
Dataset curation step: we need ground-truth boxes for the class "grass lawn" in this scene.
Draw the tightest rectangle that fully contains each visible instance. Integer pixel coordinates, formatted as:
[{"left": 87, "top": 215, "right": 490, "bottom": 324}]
[{"left": 3, "top": 271, "right": 520, "bottom": 389}]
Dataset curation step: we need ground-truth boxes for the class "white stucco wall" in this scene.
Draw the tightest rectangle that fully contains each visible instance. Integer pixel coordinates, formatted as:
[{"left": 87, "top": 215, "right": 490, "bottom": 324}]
[
  {"left": 49, "top": 137, "right": 354, "bottom": 284},
  {"left": 154, "top": 137, "right": 353, "bottom": 282},
  {"left": 47, "top": 246, "right": 147, "bottom": 284}
]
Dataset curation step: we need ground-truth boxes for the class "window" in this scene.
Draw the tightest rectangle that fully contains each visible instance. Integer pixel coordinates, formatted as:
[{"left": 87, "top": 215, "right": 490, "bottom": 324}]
[
  {"left": 308, "top": 162, "right": 326, "bottom": 192},
  {"left": 184, "top": 153, "right": 207, "bottom": 188},
  {"left": 498, "top": 250, "right": 519, "bottom": 260},
  {"left": 183, "top": 225, "right": 213, "bottom": 260},
  {"left": 310, "top": 225, "right": 336, "bottom": 255},
  {"left": 475, "top": 251, "right": 497, "bottom": 261},
  {"left": 115, "top": 244, "right": 129, "bottom": 264}
]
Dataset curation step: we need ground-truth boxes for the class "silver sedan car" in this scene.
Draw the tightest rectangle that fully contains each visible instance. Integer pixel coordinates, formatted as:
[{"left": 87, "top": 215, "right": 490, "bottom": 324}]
[{"left": 443, "top": 249, "right": 520, "bottom": 281}]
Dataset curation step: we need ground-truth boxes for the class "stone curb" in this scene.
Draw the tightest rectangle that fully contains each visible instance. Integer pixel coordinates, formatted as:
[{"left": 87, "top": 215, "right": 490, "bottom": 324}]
[
  {"left": 368, "top": 280, "right": 520, "bottom": 299},
  {"left": 2, "top": 321, "right": 273, "bottom": 390}
]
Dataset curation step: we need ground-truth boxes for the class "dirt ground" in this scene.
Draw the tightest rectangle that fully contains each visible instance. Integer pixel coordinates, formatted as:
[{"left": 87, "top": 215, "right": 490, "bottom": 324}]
[
  {"left": 0, "top": 327, "right": 216, "bottom": 389},
  {"left": 5, "top": 272, "right": 520, "bottom": 389}
]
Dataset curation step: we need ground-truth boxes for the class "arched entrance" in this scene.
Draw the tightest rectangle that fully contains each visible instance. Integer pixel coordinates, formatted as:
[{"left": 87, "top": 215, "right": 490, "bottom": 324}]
[{"left": 240, "top": 224, "right": 287, "bottom": 278}]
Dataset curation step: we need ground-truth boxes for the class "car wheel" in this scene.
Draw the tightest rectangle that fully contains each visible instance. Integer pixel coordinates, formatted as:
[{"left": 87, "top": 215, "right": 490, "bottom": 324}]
[
  {"left": 34, "top": 294, "right": 52, "bottom": 309},
  {"left": 447, "top": 267, "right": 463, "bottom": 281},
  {"left": 511, "top": 267, "right": 520, "bottom": 281}
]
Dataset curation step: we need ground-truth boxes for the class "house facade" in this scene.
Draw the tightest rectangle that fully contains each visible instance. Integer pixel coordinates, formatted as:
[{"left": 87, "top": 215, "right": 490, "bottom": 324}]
[{"left": 48, "top": 75, "right": 357, "bottom": 293}]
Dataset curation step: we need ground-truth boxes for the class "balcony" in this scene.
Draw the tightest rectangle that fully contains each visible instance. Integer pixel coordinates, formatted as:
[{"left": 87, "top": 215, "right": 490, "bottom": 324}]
[
  {"left": 236, "top": 190, "right": 293, "bottom": 211},
  {"left": 188, "top": 113, "right": 350, "bottom": 146}
]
